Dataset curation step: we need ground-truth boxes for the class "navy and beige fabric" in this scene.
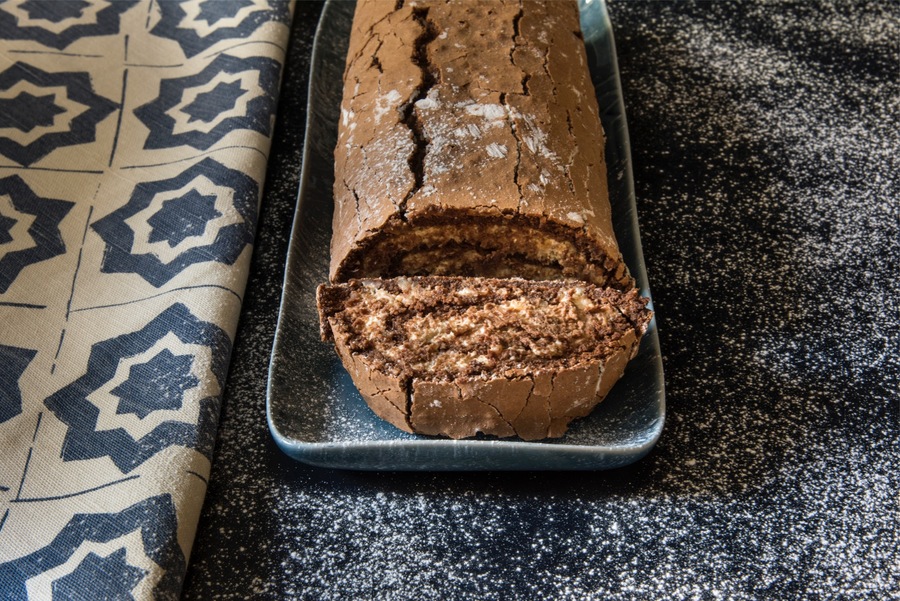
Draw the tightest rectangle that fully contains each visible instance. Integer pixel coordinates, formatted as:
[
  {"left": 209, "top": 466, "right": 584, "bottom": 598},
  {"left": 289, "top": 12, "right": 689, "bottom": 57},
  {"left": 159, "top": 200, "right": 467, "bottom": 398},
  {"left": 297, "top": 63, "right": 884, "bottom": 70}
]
[{"left": 0, "top": 1, "right": 293, "bottom": 598}]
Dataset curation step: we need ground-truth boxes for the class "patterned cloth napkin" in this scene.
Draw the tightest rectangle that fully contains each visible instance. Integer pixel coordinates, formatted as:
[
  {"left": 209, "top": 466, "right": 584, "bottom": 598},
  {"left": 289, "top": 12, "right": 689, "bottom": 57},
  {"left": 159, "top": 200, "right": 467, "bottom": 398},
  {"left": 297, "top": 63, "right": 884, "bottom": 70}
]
[{"left": 0, "top": 1, "right": 293, "bottom": 598}]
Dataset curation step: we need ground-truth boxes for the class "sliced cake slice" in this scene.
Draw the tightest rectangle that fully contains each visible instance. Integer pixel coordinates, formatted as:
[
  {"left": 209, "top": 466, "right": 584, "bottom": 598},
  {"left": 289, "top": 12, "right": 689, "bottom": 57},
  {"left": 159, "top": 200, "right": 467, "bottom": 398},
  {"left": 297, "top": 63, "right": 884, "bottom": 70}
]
[{"left": 317, "top": 276, "right": 651, "bottom": 440}]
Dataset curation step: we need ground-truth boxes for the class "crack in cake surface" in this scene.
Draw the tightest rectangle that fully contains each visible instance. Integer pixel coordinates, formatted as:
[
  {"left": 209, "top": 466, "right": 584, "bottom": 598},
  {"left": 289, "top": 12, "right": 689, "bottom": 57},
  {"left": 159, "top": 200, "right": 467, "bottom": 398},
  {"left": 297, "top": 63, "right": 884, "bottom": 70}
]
[{"left": 399, "top": 7, "right": 439, "bottom": 212}]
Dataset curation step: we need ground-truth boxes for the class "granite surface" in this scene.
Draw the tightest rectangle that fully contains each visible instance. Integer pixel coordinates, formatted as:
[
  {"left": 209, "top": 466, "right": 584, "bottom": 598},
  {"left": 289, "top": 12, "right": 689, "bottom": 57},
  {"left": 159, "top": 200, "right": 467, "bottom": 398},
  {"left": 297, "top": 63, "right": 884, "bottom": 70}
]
[{"left": 181, "top": 1, "right": 898, "bottom": 598}]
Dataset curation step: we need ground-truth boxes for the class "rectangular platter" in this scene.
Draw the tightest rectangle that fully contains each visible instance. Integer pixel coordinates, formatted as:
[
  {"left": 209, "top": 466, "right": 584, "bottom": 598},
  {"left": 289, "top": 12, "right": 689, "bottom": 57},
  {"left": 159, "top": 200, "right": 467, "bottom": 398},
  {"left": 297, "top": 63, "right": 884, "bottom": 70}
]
[{"left": 266, "top": 0, "right": 664, "bottom": 471}]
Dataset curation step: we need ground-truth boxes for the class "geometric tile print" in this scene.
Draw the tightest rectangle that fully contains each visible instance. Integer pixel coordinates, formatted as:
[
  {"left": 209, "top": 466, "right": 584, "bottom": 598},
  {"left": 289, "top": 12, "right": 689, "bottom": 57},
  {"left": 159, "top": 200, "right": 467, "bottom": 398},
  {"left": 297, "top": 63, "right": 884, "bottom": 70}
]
[
  {"left": 0, "top": 62, "right": 117, "bottom": 167},
  {"left": 52, "top": 548, "right": 146, "bottom": 600},
  {"left": 134, "top": 53, "right": 282, "bottom": 151},
  {"left": 0, "top": 494, "right": 184, "bottom": 600},
  {"left": 0, "top": 0, "right": 292, "bottom": 596},
  {"left": 90, "top": 157, "right": 259, "bottom": 287},
  {"left": 0, "top": 0, "right": 139, "bottom": 50},
  {"left": 0, "top": 174, "right": 74, "bottom": 293},
  {"left": 0, "top": 344, "right": 36, "bottom": 424},
  {"left": 151, "top": 0, "right": 291, "bottom": 58},
  {"left": 43, "top": 303, "right": 232, "bottom": 474}
]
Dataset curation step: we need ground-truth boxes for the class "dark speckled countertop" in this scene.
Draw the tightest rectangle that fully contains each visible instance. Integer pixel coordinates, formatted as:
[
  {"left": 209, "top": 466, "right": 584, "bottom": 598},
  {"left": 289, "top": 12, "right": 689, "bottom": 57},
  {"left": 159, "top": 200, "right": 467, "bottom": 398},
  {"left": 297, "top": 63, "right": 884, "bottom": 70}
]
[{"left": 181, "top": 2, "right": 898, "bottom": 598}]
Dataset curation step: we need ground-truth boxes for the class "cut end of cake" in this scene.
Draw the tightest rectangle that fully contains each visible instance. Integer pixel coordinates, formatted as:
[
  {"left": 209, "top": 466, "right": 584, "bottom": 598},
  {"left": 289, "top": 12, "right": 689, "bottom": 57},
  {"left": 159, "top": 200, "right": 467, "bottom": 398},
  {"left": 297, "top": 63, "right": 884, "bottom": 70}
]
[
  {"left": 318, "top": 276, "right": 651, "bottom": 440},
  {"left": 332, "top": 210, "right": 635, "bottom": 291}
]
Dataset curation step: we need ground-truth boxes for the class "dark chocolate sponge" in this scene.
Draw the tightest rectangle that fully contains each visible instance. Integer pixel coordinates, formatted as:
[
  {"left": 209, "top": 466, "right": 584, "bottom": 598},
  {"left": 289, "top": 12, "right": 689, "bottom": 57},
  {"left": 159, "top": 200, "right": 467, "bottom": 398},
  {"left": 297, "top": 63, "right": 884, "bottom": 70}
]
[{"left": 318, "top": 277, "right": 651, "bottom": 439}]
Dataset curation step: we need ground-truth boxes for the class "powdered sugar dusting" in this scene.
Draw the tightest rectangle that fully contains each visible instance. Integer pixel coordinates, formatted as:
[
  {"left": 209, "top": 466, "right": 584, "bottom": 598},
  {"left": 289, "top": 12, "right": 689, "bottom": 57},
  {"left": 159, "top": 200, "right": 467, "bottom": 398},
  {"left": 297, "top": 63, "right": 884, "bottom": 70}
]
[
  {"left": 415, "top": 88, "right": 441, "bottom": 111},
  {"left": 566, "top": 211, "right": 584, "bottom": 224},
  {"left": 183, "top": 2, "right": 898, "bottom": 599},
  {"left": 374, "top": 89, "right": 402, "bottom": 124},
  {"left": 513, "top": 110, "right": 561, "bottom": 165},
  {"left": 485, "top": 142, "right": 508, "bottom": 159},
  {"left": 463, "top": 102, "right": 507, "bottom": 121}
]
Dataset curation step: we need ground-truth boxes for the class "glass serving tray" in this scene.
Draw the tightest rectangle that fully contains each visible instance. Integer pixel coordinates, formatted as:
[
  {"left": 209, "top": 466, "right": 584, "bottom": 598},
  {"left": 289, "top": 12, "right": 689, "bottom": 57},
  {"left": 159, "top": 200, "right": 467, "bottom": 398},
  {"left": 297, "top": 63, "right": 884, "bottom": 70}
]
[{"left": 266, "top": 0, "right": 664, "bottom": 471}]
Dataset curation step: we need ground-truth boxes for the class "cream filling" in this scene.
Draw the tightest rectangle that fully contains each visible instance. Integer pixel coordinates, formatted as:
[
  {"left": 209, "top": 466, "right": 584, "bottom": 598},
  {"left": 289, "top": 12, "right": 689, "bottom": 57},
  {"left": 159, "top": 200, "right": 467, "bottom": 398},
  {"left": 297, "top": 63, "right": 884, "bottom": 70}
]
[
  {"left": 354, "top": 222, "right": 613, "bottom": 285},
  {"left": 351, "top": 281, "right": 620, "bottom": 377}
]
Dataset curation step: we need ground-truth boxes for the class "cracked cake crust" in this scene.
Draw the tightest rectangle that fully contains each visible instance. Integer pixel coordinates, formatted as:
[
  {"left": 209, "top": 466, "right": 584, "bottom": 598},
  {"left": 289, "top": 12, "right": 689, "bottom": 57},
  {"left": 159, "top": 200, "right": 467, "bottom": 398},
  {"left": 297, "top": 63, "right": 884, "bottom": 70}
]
[
  {"left": 318, "top": 277, "right": 651, "bottom": 440},
  {"left": 323, "top": 0, "right": 649, "bottom": 440},
  {"left": 332, "top": 0, "right": 631, "bottom": 289}
]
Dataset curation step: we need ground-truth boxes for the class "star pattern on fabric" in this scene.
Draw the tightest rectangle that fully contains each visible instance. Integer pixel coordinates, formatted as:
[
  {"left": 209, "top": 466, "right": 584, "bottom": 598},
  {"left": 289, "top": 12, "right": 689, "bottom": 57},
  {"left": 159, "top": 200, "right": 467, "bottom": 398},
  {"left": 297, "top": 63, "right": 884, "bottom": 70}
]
[
  {"left": 0, "top": 212, "right": 15, "bottom": 245},
  {"left": 0, "top": 80, "right": 90, "bottom": 148},
  {"left": 43, "top": 303, "right": 230, "bottom": 473},
  {"left": 0, "top": 190, "right": 36, "bottom": 258},
  {"left": 183, "top": 79, "right": 246, "bottom": 123},
  {"left": 0, "top": 345, "right": 37, "bottom": 424},
  {"left": 150, "top": 0, "right": 289, "bottom": 58},
  {"left": 91, "top": 158, "right": 257, "bottom": 287},
  {"left": 0, "top": 0, "right": 137, "bottom": 49},
  {"left": 194, "top": 0, "right": 256, "bottom": 27},
  {"left": 0, "top": 495, "right": 184, "bottom": 597},
  {"left": 146, "top": 189, "right": 221, "bottom": 248},
  {"left": 0, "top": 175, "right": 73, "bottom": 293},
  {"left": 112, "top": 349, "right": 200, "bottom": 419},
  {"left": 82, "top": 331, "right": 218, "bottom": 442},
  {"left": 0, "top": 63, "right": 116, "bottom": 166},
  {"left": 0, "top": 91, "right": 66, "bottom": 133},
  {"left": 167, "top": 70, "right": 265, "bottom": 138},
  {"left": 51, "top": 549, "right": 146, "bottom": 601},
  {"left": 18, "top": 0, "right": 94, "bottom": 26},
  {"left": 135, "top": 54, "right": 278, "bottom": 150},
  {"left": 0, "top": 0, "right": 288, "bottom": 597}
]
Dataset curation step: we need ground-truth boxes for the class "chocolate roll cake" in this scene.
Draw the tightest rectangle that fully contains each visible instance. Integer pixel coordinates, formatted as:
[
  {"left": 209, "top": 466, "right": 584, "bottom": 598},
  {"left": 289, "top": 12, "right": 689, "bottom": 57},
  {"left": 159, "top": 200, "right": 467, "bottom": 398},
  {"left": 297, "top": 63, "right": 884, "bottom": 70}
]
[
  {"left": 332, "top": 0, "right": 631, "bottom": 288},
  {"left": 318, "top": 278, "right": 651, "bottom": 440},
  {"left": 318, "top": 0, "right": 651, "bottom": 440}
]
